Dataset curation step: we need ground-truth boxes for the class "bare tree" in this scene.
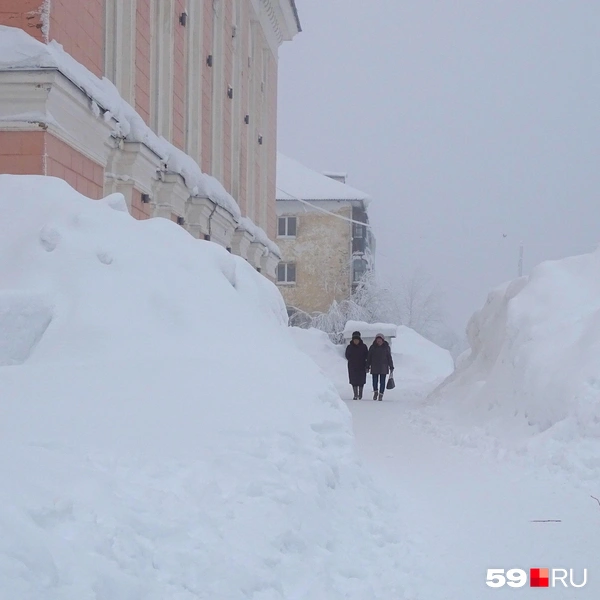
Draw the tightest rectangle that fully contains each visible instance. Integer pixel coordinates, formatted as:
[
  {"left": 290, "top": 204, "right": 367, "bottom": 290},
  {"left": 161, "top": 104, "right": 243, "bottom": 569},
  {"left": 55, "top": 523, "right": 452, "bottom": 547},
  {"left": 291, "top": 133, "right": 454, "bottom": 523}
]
[
  {"left": 395, "top": 270, "right": 444, "bottom": 340},
  {"left": 293, "top": 268, "right": 457, "bottom": 351}
]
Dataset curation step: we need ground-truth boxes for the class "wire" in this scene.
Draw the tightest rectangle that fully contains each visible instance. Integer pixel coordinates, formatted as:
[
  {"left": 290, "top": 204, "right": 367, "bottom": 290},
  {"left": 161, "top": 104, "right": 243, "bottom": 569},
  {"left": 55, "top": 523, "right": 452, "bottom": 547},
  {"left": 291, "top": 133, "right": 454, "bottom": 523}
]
[{"left": 276, "top": 186, "right": 374, "bottom": 228}]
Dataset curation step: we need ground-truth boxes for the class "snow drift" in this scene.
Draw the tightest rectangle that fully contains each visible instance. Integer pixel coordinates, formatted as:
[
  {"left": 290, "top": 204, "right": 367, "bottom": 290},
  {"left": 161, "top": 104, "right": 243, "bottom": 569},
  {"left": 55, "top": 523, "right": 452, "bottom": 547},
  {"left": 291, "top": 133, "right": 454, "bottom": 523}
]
[
  {"left": 429, "top": 249, "right": 600, "bottom": 484},
  {"left": 0, "top": 175, "right": 417, "bottom": 599},
  {"left": 392, "top": 326, "right": 454, "bottom": 387}
]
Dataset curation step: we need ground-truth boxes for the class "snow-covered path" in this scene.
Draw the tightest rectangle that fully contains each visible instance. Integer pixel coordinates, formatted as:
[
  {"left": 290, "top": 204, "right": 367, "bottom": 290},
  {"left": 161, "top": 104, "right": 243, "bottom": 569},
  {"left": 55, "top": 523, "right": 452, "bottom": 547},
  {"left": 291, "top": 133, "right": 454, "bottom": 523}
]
[{"left": 347, "top": 392, "right": 600, "bottom": 599}]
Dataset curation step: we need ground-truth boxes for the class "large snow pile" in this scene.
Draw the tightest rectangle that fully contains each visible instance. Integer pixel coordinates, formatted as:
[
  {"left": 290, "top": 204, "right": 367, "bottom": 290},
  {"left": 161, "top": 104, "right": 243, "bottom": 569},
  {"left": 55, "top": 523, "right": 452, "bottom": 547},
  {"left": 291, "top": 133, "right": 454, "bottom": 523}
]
[
  {"left": 392, "top": 326, "right": 454, "bottom": 386},
  {"left": 290, "top": 327, "right": 349, "bottom": 393},
  {"left": 0, "top": 175, "right": 420, "bottom": 599},
  {"left": 0, "top": 24, "right": 280, "bottom": 257},
  {"left": 429, "top": 249, "right": 600, "bottom": 484}
]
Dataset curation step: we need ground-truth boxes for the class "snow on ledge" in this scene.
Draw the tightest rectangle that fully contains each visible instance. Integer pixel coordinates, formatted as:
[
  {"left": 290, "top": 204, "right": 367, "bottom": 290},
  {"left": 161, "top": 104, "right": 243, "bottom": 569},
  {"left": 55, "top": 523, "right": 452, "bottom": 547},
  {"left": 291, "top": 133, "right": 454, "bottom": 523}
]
[
  {"left": 0, "top": 25, "right": 279, "bottom": 256},
  {"left": 237, "top": 217, "right": 280, "bottom": 257}
]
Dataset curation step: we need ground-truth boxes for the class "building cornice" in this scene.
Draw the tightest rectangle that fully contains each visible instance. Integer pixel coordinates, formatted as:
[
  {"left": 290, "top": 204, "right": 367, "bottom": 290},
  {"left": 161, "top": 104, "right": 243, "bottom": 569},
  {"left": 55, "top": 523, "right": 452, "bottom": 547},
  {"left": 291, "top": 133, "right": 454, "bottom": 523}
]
[{"left": 251, "top": 0, "right": 300, "bottom": 56}]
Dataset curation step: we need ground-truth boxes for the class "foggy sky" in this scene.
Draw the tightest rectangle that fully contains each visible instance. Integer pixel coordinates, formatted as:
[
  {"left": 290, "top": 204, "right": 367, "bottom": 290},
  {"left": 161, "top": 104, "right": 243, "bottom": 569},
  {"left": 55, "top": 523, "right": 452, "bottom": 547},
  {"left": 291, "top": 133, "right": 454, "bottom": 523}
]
[{"left": 277, "top": 0, "right": 600, "bottom": 333}]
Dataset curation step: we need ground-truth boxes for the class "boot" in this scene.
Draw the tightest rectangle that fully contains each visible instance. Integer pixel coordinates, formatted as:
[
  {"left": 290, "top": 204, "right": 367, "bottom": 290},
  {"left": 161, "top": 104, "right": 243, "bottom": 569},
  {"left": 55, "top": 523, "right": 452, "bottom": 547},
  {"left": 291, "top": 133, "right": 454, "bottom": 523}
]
[
  {"left": 378, "top": 392, "right": 383, "bottom": 401},
  {"left": 358, "top": 386, "right": 363, "bottom": 399},
  {"left": 352, "top": 386, "right": 358, "bottom": 400},
  {"left": 373, "top": 389, "right": 378, "bottom": 401}
]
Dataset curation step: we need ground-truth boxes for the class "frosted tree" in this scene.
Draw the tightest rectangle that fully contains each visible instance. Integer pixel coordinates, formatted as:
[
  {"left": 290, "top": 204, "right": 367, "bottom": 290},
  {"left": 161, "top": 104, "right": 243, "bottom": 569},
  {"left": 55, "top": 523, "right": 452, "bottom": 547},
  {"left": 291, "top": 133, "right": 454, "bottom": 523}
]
[{"left": 396, "top": 270, "right": 444, "bottom": 340}]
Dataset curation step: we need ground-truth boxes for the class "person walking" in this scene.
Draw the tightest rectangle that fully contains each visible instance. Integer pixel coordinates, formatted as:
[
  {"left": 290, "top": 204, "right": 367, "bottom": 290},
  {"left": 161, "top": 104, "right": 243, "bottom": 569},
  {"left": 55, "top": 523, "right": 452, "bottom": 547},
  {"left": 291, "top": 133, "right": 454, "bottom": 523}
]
[
  {"left": 345, "top": 330, "right": 369, "bottom": 400},
  {"left": 367, "top": 333, "right": 394, "bottom": 401}
]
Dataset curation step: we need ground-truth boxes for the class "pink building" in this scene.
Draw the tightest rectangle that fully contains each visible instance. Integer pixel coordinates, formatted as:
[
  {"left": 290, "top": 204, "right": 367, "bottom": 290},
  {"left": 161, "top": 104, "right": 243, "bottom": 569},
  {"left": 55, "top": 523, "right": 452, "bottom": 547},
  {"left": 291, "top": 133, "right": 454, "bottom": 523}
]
[{"left": 0, "top": 0, "right": 301, "bottom": 275}]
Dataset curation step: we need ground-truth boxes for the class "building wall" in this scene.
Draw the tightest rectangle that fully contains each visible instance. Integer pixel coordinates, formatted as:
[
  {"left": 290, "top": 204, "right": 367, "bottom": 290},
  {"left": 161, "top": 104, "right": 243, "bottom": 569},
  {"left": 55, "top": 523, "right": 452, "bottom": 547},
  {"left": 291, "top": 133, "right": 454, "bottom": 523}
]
[
  {"left": 277, "top": 205, "right": 353, "bottom": 314},
  {"left": 201, "top": 0, "right": 214, "bottom": 174},
  {"left": 0, "top": 1, "right": 300, "bottom": 274},
  {"left": 172, "top": 0, "right": 186, "bottom": 150},
  {"left": 0, "top": 130, "right": 45, "bottom": 175},
  {"left": 135, "top": 0, "right": 152, "bottom": 124},
  {"left": 45, "top": 134, "right": 104, "bottom": 198},
  {"left": 50, "top": 0, "right": 105, "bottom": 77},
  {"left": 0, "top": 0, "right": 45, "bottom": 41},
  {"left": 0, "top": 130, "right": 103, "bottom": 198}
]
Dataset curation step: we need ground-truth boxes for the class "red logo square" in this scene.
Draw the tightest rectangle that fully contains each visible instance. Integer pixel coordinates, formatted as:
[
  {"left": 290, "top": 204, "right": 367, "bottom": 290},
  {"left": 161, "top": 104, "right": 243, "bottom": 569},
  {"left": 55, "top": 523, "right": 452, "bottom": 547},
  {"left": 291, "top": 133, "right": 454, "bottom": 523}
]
[{"left": 530, "top": 568, "right": 550, "bottom": 587}]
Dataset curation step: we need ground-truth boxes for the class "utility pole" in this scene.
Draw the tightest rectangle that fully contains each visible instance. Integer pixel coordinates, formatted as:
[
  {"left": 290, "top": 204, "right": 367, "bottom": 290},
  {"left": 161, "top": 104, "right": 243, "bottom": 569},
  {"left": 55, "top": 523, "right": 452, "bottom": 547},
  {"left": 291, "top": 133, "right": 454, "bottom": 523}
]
[{"left": 518, "top": 241, "right": 524, "bottom": 277}]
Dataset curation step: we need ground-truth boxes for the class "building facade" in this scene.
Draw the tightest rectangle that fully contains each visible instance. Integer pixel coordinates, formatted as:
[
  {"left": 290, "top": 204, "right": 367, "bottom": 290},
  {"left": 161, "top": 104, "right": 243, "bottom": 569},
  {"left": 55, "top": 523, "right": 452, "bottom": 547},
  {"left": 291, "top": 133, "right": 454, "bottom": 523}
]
[
  {"left": 0, "top": 0, "right": 301, "bottom": 275},
  {"left": 275, "top": 153, "right": 375, "bottom": 317}
]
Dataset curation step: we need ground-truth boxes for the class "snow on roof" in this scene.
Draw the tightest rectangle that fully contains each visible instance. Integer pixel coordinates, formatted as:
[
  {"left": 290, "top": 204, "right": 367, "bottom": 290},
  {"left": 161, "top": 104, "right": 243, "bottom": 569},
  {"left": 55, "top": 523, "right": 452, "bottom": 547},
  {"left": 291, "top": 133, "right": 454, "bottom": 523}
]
[
  {"left": 343, "top": 321, "right": 398, "bottom": 339},
  {"left": 276, "top": 153, "right": 371, "bottom": 203},
  {"left": 0, "top": 25, "right": 281, "bottom": 259}
]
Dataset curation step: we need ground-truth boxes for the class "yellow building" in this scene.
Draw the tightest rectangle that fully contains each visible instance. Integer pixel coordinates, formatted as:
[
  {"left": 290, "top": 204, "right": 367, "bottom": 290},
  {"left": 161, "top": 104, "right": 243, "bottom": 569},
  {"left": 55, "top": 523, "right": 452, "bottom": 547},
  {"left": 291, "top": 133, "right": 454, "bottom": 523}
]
[{"left": 275, "top": 154, "right": 375, "bottom": 318}]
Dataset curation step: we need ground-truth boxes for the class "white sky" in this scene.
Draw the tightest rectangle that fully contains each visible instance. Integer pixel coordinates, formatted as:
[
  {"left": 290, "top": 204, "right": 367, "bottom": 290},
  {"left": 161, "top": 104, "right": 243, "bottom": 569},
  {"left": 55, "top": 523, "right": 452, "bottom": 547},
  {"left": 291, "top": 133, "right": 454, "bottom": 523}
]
[{"left": 277, "top": 0, "right": 600, "bottom": 332}]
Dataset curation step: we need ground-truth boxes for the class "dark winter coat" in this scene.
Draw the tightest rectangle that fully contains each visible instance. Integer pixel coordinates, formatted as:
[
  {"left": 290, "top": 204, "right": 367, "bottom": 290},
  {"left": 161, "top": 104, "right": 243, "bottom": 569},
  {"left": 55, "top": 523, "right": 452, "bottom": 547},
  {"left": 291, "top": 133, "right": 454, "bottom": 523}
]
[
  {"left": 367, "top": 340, "right": 394, "bottom": 375},
  {"left": 345, "top": 340, "right": 369, "bottom": 386}
]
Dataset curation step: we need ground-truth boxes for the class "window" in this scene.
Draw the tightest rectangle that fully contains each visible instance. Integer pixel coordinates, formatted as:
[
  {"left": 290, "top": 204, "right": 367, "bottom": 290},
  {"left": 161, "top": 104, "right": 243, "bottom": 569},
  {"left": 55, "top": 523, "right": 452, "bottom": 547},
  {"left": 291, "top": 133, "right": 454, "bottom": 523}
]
[
  {"left": 277, "top": 262, "right": 296, "bottom": 284},
  {"left": 353, "top": 223, "right": 365, "bottom": 238},
  {"left": 353, "top": 258, "right": 367, "bottom": 283},
  {"left": 352, "top": 236, "right": 366, "bottom": 254},
  {"left": 277, "top": 216, "right": 297, "bottom": 237}
]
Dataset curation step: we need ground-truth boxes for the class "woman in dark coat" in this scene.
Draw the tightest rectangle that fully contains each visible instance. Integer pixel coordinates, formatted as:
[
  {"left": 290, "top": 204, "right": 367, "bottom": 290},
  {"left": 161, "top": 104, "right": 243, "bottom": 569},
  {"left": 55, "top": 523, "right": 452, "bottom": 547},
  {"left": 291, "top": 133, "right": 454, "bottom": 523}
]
[
  {"left": 367, "top": 333, "right": 394, "bottom": 401},
  {"left": 345, "top": 331, "right": 369, "bottom": 400}
]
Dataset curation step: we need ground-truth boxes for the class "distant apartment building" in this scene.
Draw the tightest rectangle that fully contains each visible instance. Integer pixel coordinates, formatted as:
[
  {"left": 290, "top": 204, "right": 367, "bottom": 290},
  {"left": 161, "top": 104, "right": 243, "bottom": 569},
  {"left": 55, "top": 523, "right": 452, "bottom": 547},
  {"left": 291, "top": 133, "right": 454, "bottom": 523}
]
[
  {"left": 0, "top": 0, "right": 301, "bottom": 276},
  {"left": 275, "top": 153, "right": 375, "bottom": 317}
]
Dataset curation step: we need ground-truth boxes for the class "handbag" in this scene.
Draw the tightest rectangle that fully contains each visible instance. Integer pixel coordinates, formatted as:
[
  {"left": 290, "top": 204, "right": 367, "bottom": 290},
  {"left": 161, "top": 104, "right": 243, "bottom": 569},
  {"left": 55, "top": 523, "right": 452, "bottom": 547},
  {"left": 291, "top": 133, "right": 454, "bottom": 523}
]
[{"left": 386, "top": 374, "right": 395, "bottom": 390}]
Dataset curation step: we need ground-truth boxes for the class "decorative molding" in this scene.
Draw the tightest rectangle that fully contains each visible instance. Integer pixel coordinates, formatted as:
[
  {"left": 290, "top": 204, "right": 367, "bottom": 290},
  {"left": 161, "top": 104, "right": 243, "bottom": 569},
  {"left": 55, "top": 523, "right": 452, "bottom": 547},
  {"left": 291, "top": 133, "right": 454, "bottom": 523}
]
[
  {"left": 230, "top": 227, "right": 254, "bottom": 258},
  {"left": 152, "top": 171, "right": 190, "bottom": 218},
  {"left": 0, "top": 70, "right": 114, "bottom": 167},
  {"left": 105, "top": 0, "right": 137, "bottom": 105}
]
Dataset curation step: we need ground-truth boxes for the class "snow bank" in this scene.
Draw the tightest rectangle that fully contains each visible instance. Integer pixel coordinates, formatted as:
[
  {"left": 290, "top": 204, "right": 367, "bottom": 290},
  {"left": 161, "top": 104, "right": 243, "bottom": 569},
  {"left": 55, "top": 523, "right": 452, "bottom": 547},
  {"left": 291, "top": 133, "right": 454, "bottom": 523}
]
[
  {"left": 290, "top": 327, "right": 349, "bottom": 393},
  {"left": 0, "top": 25, "right": 280, "bottom": 257},
  {"left": 0, "top": 175, "right": 418, "bottom": 599},
  {"left": 429, "top": 249, "right": 600, "bottom": 484},
  {"left": 392, "top": 326, "right": 454, "bottom": 386}
]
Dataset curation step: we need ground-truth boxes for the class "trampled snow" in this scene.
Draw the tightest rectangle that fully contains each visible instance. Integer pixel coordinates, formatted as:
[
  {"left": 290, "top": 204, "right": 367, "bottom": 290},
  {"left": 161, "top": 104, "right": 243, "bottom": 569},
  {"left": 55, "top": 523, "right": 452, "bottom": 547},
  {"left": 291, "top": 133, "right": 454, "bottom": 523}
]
[
  {"left": 291, "top": 325, "right": 453, "bottom": 401},
  {"left": 428, "top": 248, "right": 600, "bottom": 487},
  {"left": 0, "top": 175, "right": 423, "bottom": 599}
]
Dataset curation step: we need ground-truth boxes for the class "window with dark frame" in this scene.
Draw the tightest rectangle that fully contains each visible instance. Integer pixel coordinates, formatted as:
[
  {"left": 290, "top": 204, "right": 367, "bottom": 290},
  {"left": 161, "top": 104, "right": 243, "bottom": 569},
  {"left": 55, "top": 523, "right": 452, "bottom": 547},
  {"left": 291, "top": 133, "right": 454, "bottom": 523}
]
[
  {"left": 277, "top": 216, "right": 297, "bottom": 237},
  {"left": 353, "top": 223, "right": 365, "bottom": 238},
  {"left": 352, "top": 258, "right": 367, "bottom": 283},
  {"left": 277, "top": 262, "right": 296, "bottom": 283}
]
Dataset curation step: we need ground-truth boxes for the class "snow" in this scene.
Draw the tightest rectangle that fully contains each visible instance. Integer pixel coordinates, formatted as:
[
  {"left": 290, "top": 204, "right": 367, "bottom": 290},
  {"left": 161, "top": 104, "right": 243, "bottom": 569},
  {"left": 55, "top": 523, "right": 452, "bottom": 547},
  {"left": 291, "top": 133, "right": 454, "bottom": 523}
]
[
  {"left": 294, "top": 319, "right": 600, "bottom": 599},
  {"left": 428, "top": 247, "right": 600, "bottom": 487},
  {"left": 0, "top": 24, "right": 280, "bottom": 255},
  {"left": 392, "top": 325, "right": 454, "bottom": 386},
  {"left": 343, "top": 320, "right": 398, "bottom": 340},
  {"left": 277, "top": 153, "right": 371, "bottom": 203},
  {"left": 292, "top": 324, "right": 453, "bottom": 399},
  {"left": 0, "top": 175, "right": 417, "bottom": 599},
  {"left": 237, "top": 216, "right": 280, "bottom": 257}
]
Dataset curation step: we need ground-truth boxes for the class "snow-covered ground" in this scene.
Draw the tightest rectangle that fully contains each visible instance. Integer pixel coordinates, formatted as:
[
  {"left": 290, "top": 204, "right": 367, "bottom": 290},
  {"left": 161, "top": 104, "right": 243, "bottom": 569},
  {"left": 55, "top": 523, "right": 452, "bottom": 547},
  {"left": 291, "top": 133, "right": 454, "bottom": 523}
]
[
  {"left": 5, "top": 174, "right": 599, "bottom": 599},
  {"left": 0, "top": 175, "right": 424, "bottom": 599},
  {"left": 291, "top": 324, "right": 454, "bottom": 402},
  {"left": 295, "top": 315, "right": 600, "bottom": 598}
]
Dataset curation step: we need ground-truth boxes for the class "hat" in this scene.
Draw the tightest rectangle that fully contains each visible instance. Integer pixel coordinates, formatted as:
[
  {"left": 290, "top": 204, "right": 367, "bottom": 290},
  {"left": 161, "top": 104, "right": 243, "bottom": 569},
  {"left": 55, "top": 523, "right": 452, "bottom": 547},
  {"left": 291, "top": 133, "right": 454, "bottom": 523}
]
[
  {"left": 351, "top": 330, "right": 361, "bottom": 339},
  {"left": 375, "top": 333, "right": 385, "bottom": 341}
]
